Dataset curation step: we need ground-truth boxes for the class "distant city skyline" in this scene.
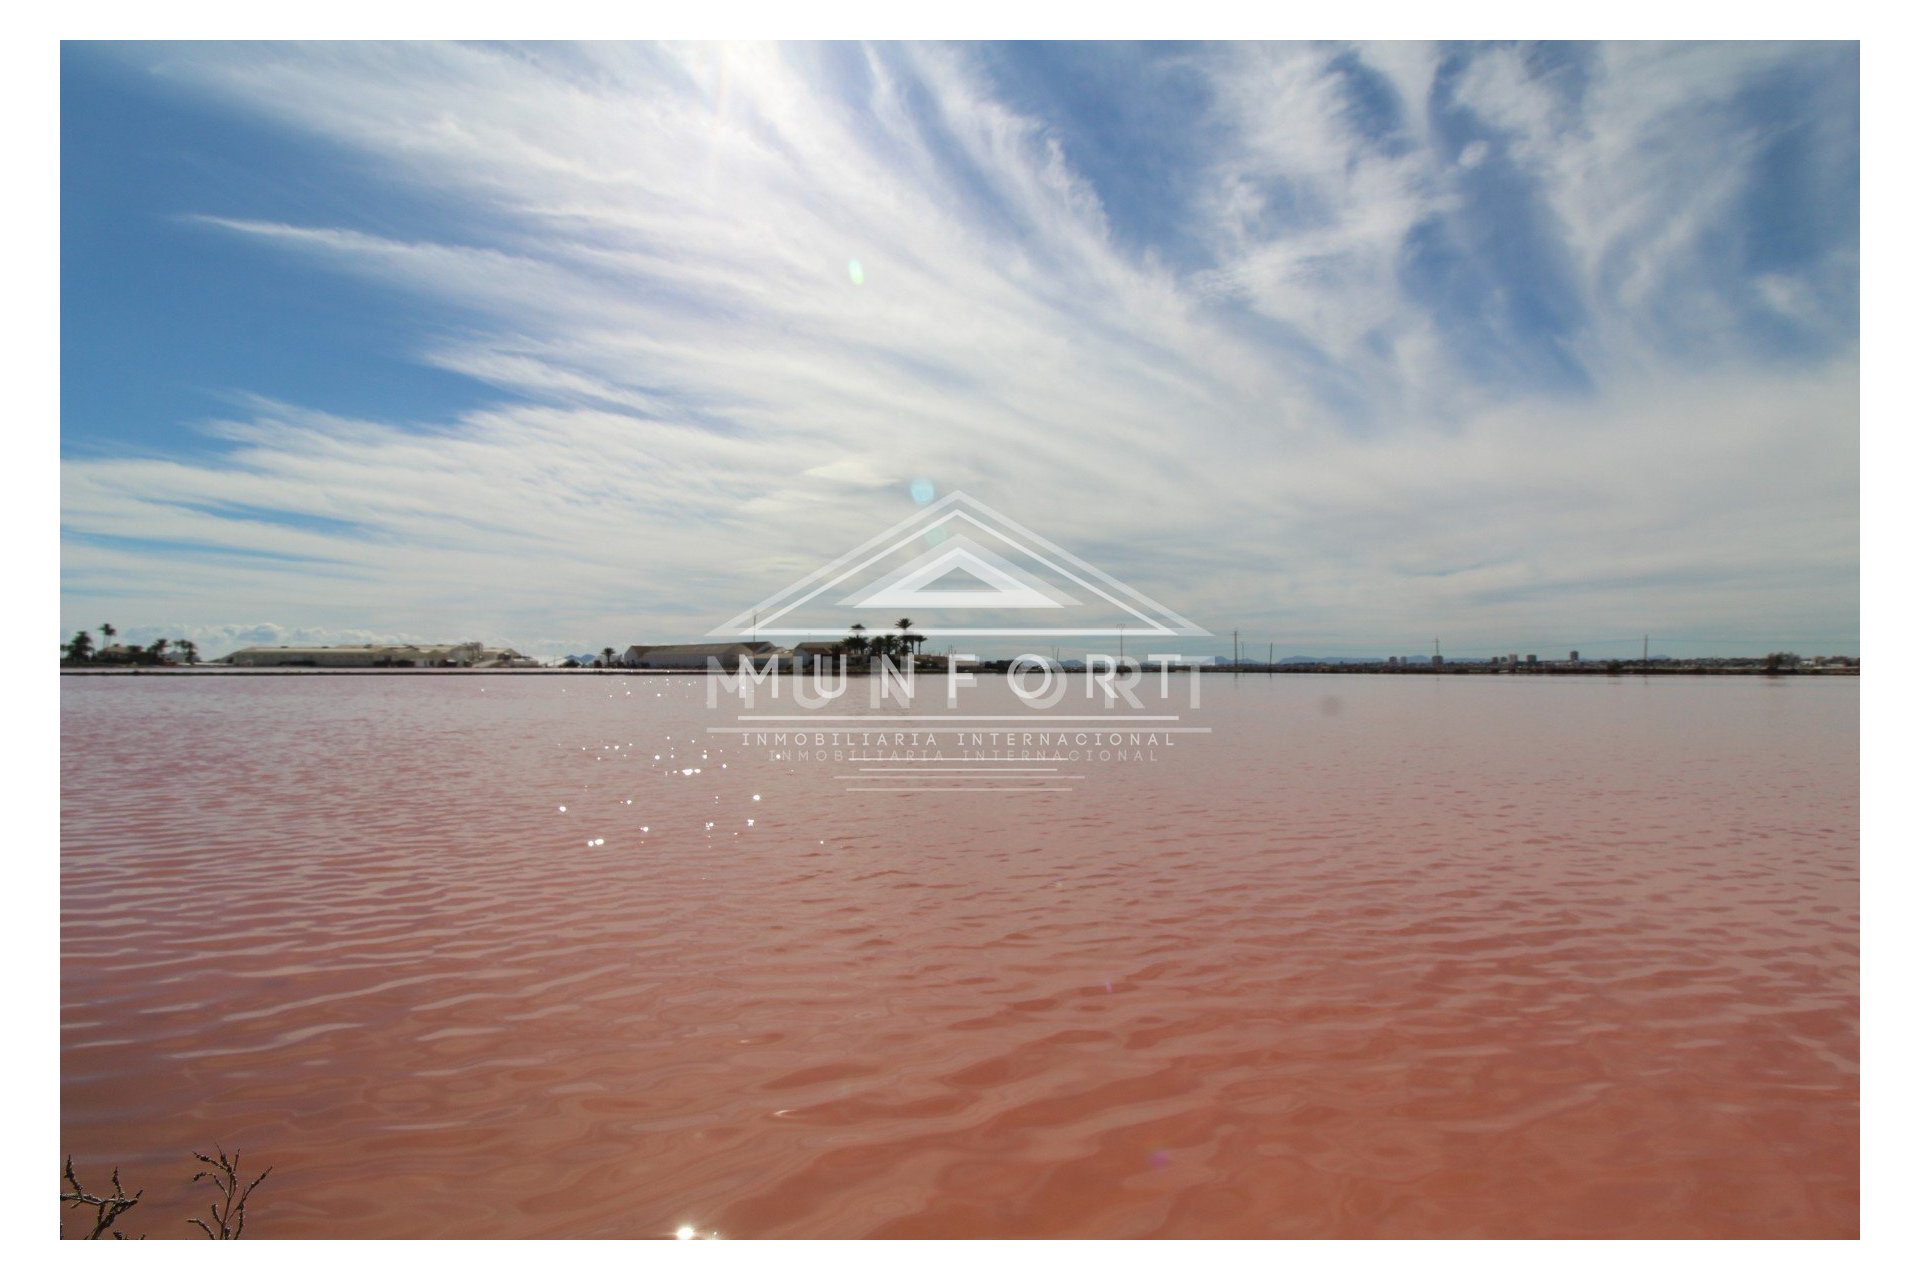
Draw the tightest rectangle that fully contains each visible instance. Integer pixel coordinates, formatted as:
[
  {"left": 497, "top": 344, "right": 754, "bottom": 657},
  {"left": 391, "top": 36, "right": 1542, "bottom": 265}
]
[{"left": 61, "top": 42, "right": 1859, "bottom": 660}]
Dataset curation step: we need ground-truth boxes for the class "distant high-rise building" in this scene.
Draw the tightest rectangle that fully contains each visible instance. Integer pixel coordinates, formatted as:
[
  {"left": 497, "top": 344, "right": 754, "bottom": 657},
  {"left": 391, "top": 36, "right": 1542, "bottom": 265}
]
[{"left": 1570, "top": 650, "right": 1579, "bottom": 661}]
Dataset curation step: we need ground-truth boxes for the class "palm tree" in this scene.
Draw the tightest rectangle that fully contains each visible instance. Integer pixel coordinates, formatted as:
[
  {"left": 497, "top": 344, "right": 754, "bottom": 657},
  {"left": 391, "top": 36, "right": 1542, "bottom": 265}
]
[
  {"left": 64, "top": 630, "right": 95, "bottom": 665},
  {"left": 100, "top": 623, "right": 115, "bottom": 645},
  {"left": 601, "top": 646, "right": 617, "bottom": 669},
  {"left": 894, "top": 618, "right": 915, "bottom": 661},
  {"left": 147, "top": 638, "right": 170, "bottom": 664},
  {"left": 845, "top": 623, "right": 869, "bottom": 663},
  {"left": 177, "top": 639, "right": 199, "bottom": 665}
]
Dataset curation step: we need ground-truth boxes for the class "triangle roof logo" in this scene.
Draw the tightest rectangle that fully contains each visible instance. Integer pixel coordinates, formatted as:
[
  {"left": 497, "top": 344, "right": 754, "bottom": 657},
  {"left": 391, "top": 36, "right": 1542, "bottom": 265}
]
[
  {"left": 837, "top": 534, "right": 1077, "bottom": 611},
  {"left": 709, "top": 492, "right": 1209, "bottom": 639}
]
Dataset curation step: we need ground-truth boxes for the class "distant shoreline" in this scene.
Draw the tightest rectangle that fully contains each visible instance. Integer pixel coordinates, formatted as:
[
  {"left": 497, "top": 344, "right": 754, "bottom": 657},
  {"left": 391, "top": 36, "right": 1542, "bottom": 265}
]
[{"left": 59, "top": 665, "right": 1859, "bottom": 678}]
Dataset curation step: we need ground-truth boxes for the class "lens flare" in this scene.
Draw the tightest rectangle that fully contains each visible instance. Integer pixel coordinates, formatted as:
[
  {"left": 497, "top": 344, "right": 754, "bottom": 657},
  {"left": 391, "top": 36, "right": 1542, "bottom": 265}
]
[{"left": 847, "top": 259, "right": 864, "bottom": 285}]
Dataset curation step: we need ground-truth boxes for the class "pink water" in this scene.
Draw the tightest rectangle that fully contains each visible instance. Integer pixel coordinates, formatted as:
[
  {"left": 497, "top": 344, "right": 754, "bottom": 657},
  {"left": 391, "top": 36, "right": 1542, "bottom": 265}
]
[{"left": 60, "top": 672, "right": 1858, "bottom": 1237}]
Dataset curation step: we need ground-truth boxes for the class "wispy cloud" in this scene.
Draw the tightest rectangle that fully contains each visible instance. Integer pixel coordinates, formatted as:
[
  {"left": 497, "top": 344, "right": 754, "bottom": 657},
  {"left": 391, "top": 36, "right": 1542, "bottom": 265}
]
[{"left": 61, "top": 41, "right": 1858, "bottom": 657}]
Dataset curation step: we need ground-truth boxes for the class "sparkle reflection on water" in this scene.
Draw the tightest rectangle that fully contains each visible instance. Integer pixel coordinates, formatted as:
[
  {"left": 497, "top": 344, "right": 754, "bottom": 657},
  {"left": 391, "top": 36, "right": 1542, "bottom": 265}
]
[{"left": 60, "top": 672, "right": 1857, "bottom": 1237}]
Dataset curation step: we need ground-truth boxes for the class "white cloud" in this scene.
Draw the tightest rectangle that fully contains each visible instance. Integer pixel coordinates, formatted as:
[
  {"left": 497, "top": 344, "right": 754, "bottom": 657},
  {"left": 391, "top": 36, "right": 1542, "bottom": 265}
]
[{"left": 61, "top": 42, "right": 1858, "bottom": 658}]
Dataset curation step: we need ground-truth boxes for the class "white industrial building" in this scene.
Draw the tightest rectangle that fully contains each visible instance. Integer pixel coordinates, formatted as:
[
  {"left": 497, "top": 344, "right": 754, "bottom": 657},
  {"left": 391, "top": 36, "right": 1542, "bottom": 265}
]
[{"left": 622, "top": 641, "right": 783, "bottom": 669}]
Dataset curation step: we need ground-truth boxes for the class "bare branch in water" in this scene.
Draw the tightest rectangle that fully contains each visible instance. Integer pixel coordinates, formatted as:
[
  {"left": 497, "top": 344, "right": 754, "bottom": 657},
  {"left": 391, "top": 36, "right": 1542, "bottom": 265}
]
[
  {"left": 186, "top": 1146, "right": 272, "bottom": 1240},
  {"left": 61, "top": 1156, "right": 144, "bottom": 1239}
]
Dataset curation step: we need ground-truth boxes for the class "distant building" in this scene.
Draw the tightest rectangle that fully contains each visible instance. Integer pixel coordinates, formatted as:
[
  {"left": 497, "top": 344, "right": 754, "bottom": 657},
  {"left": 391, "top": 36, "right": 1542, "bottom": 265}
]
[
  {"left": 623, "top": 641, "right": 782, "bottom": 669},
  {"left": 1569, "top": 650, "right": 1580, "bottom": 662},
  {"left": 789, "top": 641, "right": 843, "bottom": 671},
  {"left": 223, "top": 642, "right": 484, "bottom": 668},
  {"left": 474, "top": 648, "right": 540, "bottom": 668}
]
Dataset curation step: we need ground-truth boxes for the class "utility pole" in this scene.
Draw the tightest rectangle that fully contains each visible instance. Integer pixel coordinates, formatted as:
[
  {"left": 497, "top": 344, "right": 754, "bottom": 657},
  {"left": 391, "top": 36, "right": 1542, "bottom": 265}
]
[
  {"left": 1233, "top": 629, "right": 1238, "bottom": 669},
  {"left": 1643, "top": 634, "right": 1649, "bottom": 667},
  {"left": 1269, "top": 641, "right": 1274, "bottom": 670}
]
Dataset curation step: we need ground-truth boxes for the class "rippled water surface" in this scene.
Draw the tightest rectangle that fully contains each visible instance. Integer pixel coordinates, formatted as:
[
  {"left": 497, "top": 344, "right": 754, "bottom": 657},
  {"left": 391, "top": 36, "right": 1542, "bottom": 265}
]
[{"left": 60, "top": 672, "right": 1857, "bottom": 1237}]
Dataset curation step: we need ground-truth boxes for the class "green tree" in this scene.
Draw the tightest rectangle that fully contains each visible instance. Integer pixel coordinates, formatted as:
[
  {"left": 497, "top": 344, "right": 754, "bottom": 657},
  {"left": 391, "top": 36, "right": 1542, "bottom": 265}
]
[
  {"left": 601, "top": 646, "right": 617, "bottom": 669},
  {"left": 147, "top": 638, "right": 171, "bottom": 664},
  {"left": 64, "top": 630, "right": 95, "bottom": 665},
  {"left": 177, "top": 639, "right": 199, "bottom": 665},
  {"left": 844, "top": 624, "right": 869, "bottom": 664},
  {"left": 894, "top": 617, "right": 915, "bottom": 661}
]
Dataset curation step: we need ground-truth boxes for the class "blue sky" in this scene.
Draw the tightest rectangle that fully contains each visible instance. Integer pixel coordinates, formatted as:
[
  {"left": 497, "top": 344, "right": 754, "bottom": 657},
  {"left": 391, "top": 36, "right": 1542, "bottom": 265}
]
[{"left": 59, "top": 41, "right": 1859, "bottom": 659}]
